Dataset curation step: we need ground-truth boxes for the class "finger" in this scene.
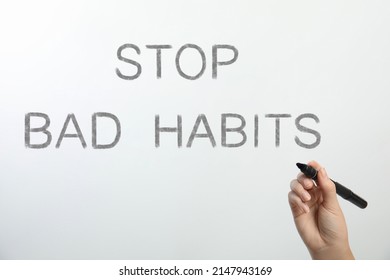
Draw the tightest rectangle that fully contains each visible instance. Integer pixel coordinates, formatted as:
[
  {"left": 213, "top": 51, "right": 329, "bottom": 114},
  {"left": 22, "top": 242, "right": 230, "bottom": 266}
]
[
  {"left": 297, "top": 172, "right": 315, "bottom": 190},
  {"left": 290, "top": 179, "right": 311, "bottom": 202},
  {"left": 288, "top": 191, "right": 310, "bottom": 214},
  {"left": 307, "top": 160, "right": 339, "bottom": 210}
]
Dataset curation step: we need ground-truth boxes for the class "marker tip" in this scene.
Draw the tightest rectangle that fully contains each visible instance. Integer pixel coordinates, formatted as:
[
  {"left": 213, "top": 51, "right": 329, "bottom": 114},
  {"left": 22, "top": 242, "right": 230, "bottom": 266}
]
[{"left": 296, "top": 162, "right": 305, "bottom": 170}]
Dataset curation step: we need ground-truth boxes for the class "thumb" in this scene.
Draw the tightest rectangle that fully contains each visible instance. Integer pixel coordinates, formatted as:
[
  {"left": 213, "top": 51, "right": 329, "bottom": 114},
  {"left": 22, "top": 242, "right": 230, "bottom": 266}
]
[{"left": 308, "top": 161, "right": 340, "bottom": 210}]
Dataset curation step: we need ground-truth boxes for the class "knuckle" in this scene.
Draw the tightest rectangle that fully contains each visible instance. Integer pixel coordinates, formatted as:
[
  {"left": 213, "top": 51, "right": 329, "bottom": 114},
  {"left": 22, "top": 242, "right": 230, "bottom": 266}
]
[{"left": 290, "top": 179, "right": 298, "bottom": 190}]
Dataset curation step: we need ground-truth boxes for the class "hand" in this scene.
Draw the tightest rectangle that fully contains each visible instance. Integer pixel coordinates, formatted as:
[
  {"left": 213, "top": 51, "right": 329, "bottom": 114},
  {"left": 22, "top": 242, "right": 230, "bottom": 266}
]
[{"left": 288, "top": 160, "right": 354, "bottom": 259}]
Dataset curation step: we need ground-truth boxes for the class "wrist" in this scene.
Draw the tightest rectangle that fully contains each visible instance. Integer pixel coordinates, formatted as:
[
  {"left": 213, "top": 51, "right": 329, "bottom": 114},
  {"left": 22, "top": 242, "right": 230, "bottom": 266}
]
[{"left": 310, "top": 244, "right": 355, "bottom": 260}]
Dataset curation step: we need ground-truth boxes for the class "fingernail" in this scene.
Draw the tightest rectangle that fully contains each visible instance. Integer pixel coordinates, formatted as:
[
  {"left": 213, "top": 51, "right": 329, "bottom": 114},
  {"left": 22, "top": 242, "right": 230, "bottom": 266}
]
[
  {"left": 321, "top": 168, "right": 328, "bottom": 180},
  {"left": 303, "top": 192, "right": 311, "bottom": 201}
]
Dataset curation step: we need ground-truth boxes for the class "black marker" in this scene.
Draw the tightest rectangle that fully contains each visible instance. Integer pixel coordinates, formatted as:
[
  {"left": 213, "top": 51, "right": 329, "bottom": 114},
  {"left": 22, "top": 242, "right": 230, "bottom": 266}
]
[{"left": 296, "top": 163, "right": 368, "bottom": 209}]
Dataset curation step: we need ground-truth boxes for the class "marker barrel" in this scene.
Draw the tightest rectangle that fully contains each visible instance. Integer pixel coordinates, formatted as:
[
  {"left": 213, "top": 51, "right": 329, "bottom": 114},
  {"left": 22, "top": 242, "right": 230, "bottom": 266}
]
[{"left": 332, "top": 180, "right": 368, "bottom": 209}]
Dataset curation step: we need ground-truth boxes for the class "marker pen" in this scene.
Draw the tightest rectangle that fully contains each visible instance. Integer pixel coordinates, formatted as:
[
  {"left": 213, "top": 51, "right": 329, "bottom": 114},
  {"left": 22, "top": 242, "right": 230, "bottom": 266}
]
[{"left": 296, "top": 163, "right": 368, "bottom": 209}]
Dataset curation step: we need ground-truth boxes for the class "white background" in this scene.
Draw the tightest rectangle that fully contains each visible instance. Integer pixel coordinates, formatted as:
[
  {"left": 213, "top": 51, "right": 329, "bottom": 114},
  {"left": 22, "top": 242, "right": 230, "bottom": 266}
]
[{"left": 0, "top": 0, "right": 389, "bottom": 259}]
